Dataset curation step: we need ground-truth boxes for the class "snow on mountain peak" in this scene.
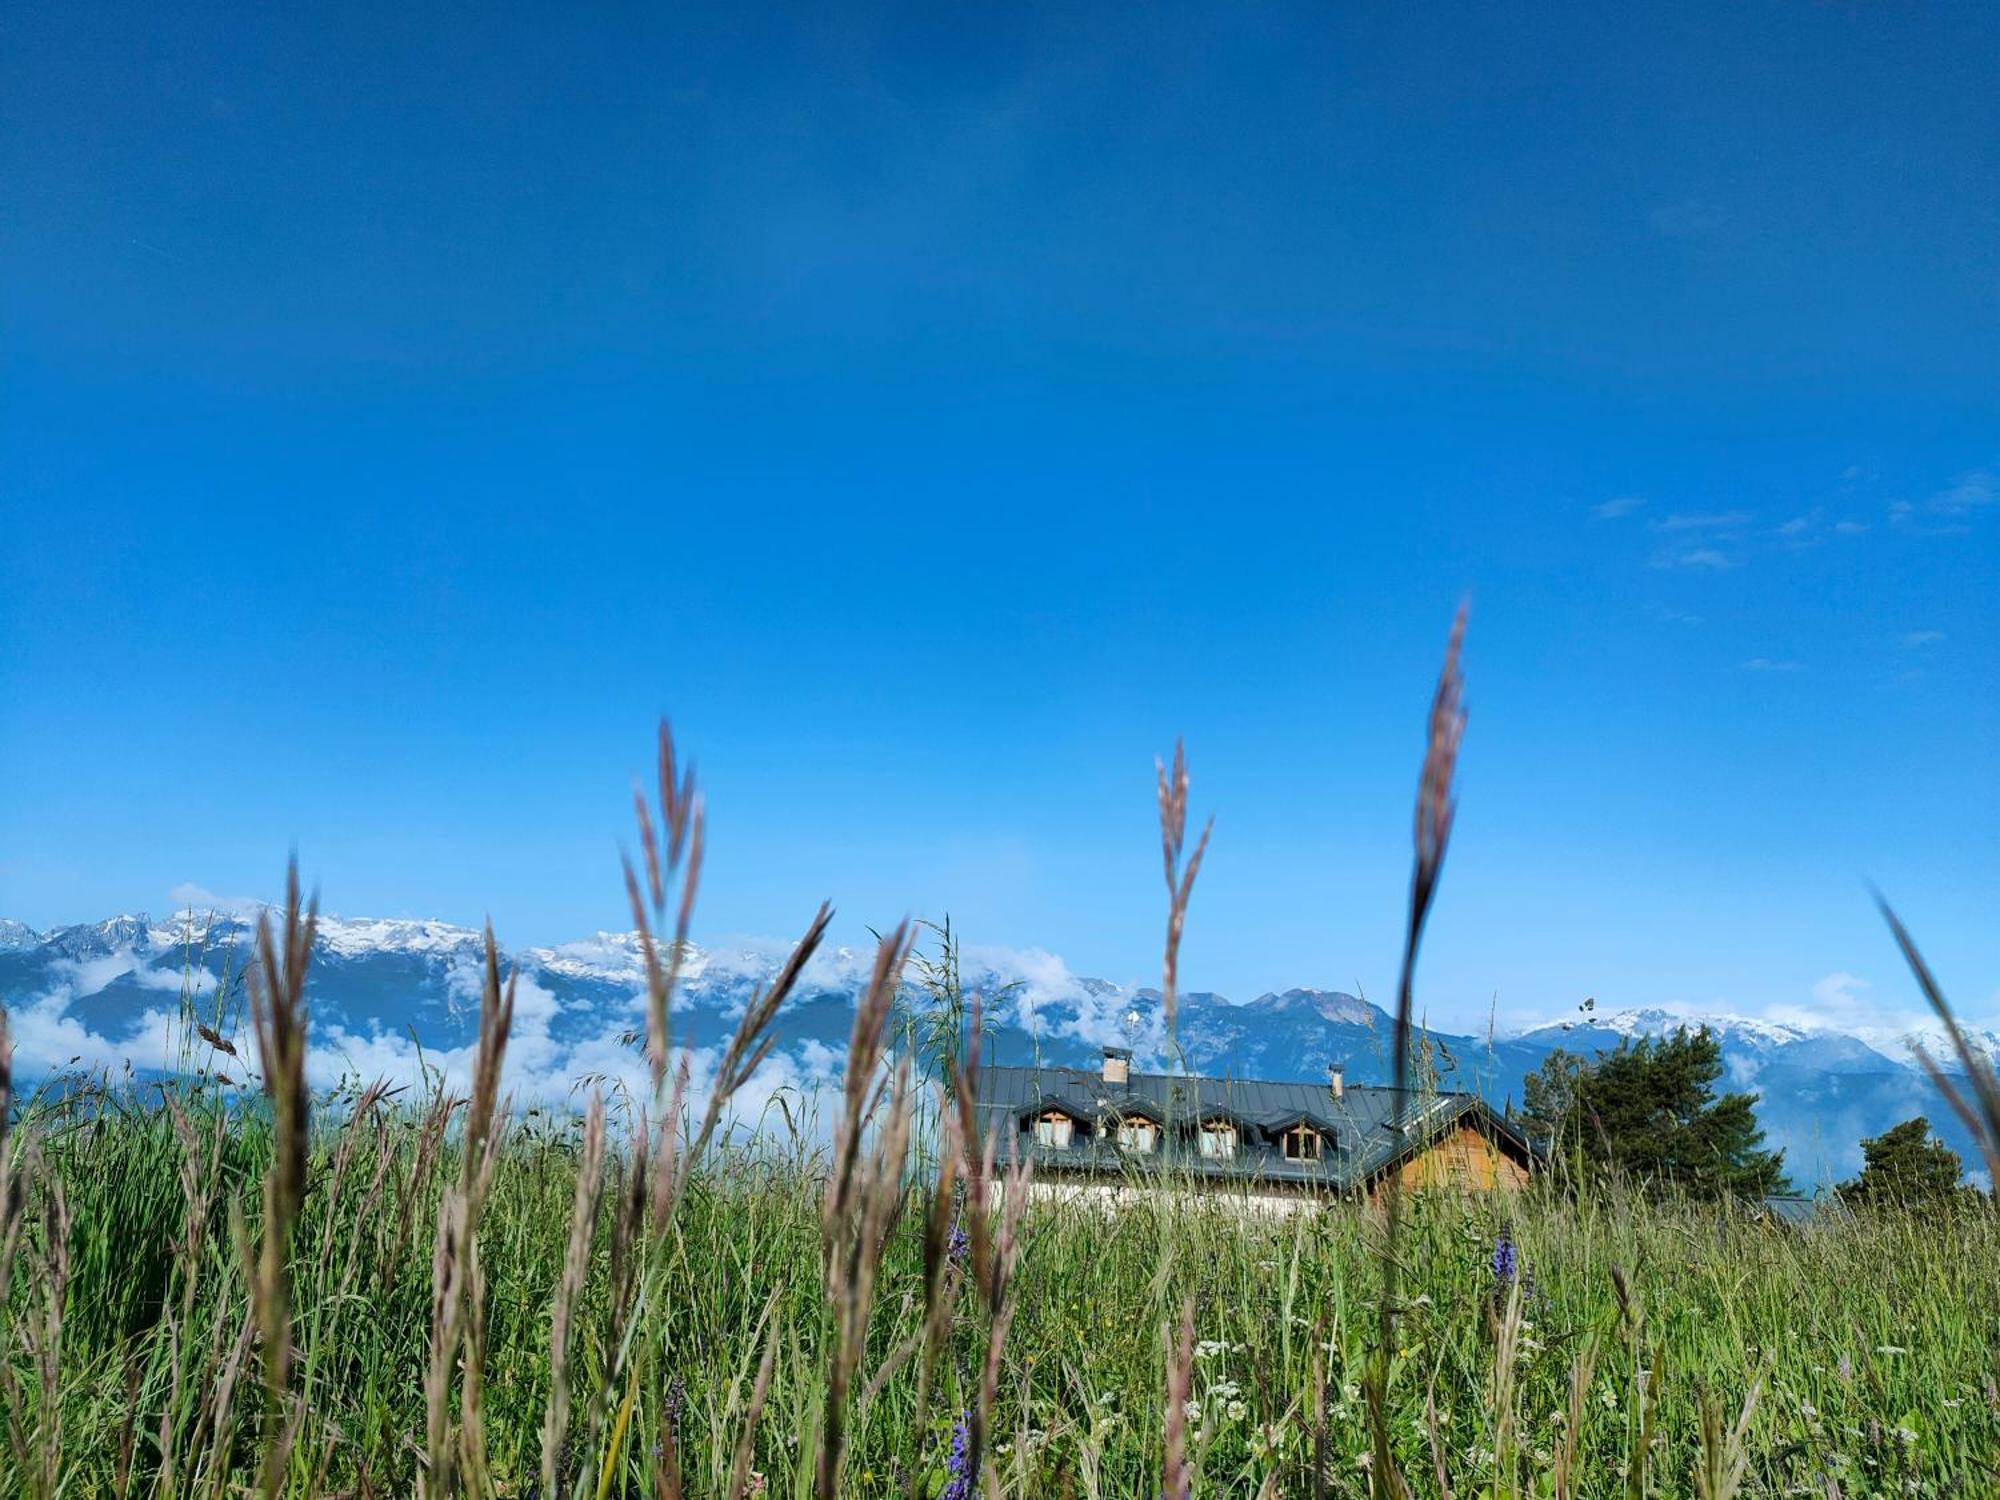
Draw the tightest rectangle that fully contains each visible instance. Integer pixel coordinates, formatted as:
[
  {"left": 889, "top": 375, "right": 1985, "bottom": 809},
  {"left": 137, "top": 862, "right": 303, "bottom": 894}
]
[
  {"left": 520, "top": 931, "right": 652, "bottom": 983},
  {"left": 1852, "top": 1019, "right": 2000, "bottom": 1071},
  {"left": 312, "top": 914, "right": 487, "bottom": 959},
  {"left": 1517, "top": 1006, "right": 1816, "bottom": 1049}
]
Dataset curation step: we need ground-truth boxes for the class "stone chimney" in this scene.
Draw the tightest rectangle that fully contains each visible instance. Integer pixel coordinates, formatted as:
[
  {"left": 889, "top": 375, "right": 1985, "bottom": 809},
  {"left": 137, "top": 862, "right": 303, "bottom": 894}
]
[
  {"left": 1327, "top": 1061, "right": 1345, "bottom": 1101},
  {"left": 1102, "top": 1046, "right": 1132, "bottom": 1087}
]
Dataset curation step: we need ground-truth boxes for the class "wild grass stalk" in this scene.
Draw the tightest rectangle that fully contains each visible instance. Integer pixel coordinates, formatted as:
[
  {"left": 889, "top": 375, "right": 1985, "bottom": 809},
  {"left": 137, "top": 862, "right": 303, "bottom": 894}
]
[
  {"left": 246, "top": 863, "right": 316, "bottom": 1500},
  {"left": 422, "top": 928, "right": 516, "bottom": 1498},
  {"left": 1875, "top": 894, "right": 2000, "bottom": 1191},
  {"left": 541, "top": 1089, "right": 606, "bottom": 1498},
  {"left": 1369, "top": 603, "right": 1467, "bottom": 1500},
  {"left": 818, "top": 922, "right": 916, "bottom": 1497},
  {"left": 1154, "top": 740, "right": 1213, "bottom": 1048}
]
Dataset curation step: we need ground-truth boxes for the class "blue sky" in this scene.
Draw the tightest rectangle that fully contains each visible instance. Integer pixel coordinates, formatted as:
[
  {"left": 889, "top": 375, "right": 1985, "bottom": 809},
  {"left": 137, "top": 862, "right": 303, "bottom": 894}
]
[{"left": 3, "top": 1, "right": 1994, "bottom": 1033}]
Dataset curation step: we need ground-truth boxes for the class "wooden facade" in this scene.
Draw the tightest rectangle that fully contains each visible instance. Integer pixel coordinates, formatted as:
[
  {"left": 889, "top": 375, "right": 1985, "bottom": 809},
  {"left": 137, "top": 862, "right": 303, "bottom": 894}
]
[{"left": 1372, "top": 1120, "right": 1532, "bottom": 1200}]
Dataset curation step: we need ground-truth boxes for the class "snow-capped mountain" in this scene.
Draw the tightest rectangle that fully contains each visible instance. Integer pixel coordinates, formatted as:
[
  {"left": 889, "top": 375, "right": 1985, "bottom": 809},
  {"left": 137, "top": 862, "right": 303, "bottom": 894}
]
[
  {"left": 0, "top": 911, "right": 1991, "bottom": 1187},
  {"left": 1517, "top": 1003, "right": 2000, "bottom": 1076}
]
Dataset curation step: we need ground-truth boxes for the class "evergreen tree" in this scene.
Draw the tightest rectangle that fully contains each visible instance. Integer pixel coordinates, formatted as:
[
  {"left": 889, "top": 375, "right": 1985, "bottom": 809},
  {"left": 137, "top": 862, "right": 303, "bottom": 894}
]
[
  {"left": 1521, "top": 1048, "right": 1588, "bottom": 1148},
  {"left": 1838, "top": 1116, "right": 1962, "bottom": 1206},
  {"left": 1522, "top": 1027, "right": 1785, "bottom": 1199}
]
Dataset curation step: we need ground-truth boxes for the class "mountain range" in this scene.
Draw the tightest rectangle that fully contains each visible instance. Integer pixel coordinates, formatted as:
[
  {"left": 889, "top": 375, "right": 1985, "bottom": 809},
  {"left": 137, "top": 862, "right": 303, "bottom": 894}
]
[{"left": 3, "top": 910, "right": 1995, "bottom": 1188}]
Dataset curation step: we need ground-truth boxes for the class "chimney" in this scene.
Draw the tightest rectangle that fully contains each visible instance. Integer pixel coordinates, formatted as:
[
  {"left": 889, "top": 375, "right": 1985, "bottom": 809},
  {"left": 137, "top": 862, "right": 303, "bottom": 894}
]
[
  {"left": 1102, "top": 1046, "right": 1132, "bottom": 1087},
  {"left": 1327, "top": 1061, "right": 1345, "bottom": 1101}
]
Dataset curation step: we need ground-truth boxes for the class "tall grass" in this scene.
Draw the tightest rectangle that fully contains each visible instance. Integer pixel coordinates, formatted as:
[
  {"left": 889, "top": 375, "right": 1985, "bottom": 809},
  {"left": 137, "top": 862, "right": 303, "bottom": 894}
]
[
  {"left": 1, "top": 629, "right": 1995, "bottom": 1497},
  {"left": 2, "top": 1101, "right": 1996, "bottom": 1495}
]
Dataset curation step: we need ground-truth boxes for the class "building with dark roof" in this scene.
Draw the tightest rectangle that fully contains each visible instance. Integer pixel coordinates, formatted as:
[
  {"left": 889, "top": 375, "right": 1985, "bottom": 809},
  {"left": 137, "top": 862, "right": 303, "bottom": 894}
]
[{"left": 975, "top": 1048, "right": 1535, "bottom": 1209}]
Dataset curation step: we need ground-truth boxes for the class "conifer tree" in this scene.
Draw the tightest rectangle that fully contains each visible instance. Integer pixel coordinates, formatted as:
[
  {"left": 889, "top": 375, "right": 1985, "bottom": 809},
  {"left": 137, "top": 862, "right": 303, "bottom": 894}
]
[
  {"left": 1838, "top": 1116, "right": 1963, "bottom": 1206},
  {"left": 1523, "top": 1027, "right": 1785, "bottom": 1199}
]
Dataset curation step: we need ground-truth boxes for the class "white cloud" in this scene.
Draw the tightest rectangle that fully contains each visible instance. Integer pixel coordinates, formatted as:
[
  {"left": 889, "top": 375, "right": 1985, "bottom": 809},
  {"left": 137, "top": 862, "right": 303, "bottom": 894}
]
[
  {"left": 2, "top": 970, "right": 192, "bottom": 1077},
  {"left": 49, "top": 947, "right": 216, "bottom": 1001},
  {"left": 1885, "top": 469, "right": 1995, "bottom": 534},
  {"left": 7, "top": 996, "right": 180, "bottom": 1076},
  {"left": 55, "top": 950, "right": 146, "bottom": 998},
  {"left": 1810, "top": 972, "right": 1871, "bottom": 1022},
  {"left": 1899, "top": 630, "right": 1944, "bottom": 648},
  {"left": 1758, "top": 972, "right": 2000, "bottom": 1056},
  {"left": 962, "top": 942, "right": 1167, "bottom": 1057},
  {"left": 1927, "top": 469, "right": 1994, "bottom": 518},
  {"left": 1739, "top": 657, "right": 1804, "bottom": 673},
  {"left": 167, "top": 883, "right": 269, "bottom": 920},
  {"left": 1594, "top": 496, "right": 1645, "bottom": 520},
  {"left": 1724, "top": 1052, "right": 1763, "bottom": 1090},
  {"left": 3, "top": 930, "right": 853, "bottom": 1140}
]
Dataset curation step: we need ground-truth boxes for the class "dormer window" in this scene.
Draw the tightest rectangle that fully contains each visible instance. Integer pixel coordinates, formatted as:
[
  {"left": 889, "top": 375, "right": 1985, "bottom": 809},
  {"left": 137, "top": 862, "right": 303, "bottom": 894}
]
[
  {"left": 1280, "top": 1125, "right": 1324, "bottom": 1162},
  {"left": 1116, "top": 1117, "right": 1159, "bottom": 1153},
  {"left": 1035, "top": 1110, "right": 1075, "bottom": 1149},
  {"left": 1199, "top": 1122, "right": 1237, "bottom": 1159}
]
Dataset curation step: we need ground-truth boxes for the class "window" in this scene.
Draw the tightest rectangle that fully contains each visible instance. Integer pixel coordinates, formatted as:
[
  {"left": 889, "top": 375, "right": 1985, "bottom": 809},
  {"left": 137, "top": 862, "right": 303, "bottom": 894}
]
[
  {"left": 1281, "top": 1126, "right": 1323, "bottom": 1162},
  {"left": 1035, "top": 1111, "right": 1074, "bottom": 1149},
  {"left": 1199, "top": 1122, "right": 1237, "bottom": 1159},
  {"left": 1117, "top": 1117, "right": 1158, "bottom": 1153}
]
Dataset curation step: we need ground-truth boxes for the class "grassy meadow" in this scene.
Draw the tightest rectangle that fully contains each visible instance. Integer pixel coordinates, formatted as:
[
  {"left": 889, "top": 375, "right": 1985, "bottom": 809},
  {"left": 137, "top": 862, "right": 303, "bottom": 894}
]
[{"left": 3, "top": 1075, "right": 1997, "bottom": 1498}]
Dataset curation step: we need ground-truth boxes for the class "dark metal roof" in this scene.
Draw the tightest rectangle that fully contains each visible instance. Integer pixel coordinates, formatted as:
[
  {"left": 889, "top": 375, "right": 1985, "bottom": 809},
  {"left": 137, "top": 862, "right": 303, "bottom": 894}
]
[
  {"left": 1099, "top": 1094, "right": 1165, "bottom": 1123},
  {"left": 973, "top": 1061, "right": 1532, "bottom": 1193},
  {"left": 1015, "top": 1092, "right": 1089, "bottom": 1123}
]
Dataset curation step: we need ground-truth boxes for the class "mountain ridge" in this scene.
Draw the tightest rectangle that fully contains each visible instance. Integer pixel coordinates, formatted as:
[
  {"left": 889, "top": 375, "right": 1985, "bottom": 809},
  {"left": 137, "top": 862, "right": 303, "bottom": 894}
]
[{"left": 2, "top": 908, "right": 1994, "bottom": 1187}]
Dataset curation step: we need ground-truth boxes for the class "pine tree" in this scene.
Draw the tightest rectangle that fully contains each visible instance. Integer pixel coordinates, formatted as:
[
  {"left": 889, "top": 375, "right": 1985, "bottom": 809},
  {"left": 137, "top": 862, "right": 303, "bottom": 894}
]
[
  {"left": 1522, "top": 1027, "right": 1785, "bottom": 1199},
  {"left": 1838, "top": 1116, "right": 1962, "bottom": 1206}
]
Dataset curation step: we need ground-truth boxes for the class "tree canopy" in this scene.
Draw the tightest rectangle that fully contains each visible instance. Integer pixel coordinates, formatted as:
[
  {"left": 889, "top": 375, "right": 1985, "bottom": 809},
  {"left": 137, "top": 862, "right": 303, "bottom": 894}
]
[
  {"left": 1838, "top": 1116, "right": 1963, "bottom": 1206},
  {"left": 1523, "top": 1026, "right": 1785, "bottom": 1199}
]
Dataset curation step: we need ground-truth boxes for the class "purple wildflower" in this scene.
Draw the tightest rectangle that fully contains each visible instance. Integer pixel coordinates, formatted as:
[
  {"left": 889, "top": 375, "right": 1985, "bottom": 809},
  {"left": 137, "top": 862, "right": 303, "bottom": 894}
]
[
  {"left": 946, "top": 1219, "right": 970, "bottom": 1266},
  {"left": 940, "top": 1411, "right": 973, "bottom": 1500},
  {"left": 665, "top": 1372, "right": 687, "bottom": 1444},
  {"left": 1491, "top": 1233, "right": 1518, "bottom": 1284}
]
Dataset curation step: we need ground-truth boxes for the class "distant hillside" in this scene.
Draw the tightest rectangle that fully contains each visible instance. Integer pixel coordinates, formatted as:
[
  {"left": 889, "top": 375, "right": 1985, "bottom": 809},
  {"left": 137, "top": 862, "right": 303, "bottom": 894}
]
[{"left": 3, "top": 910, "right": 1993, "bottom": 1187}]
